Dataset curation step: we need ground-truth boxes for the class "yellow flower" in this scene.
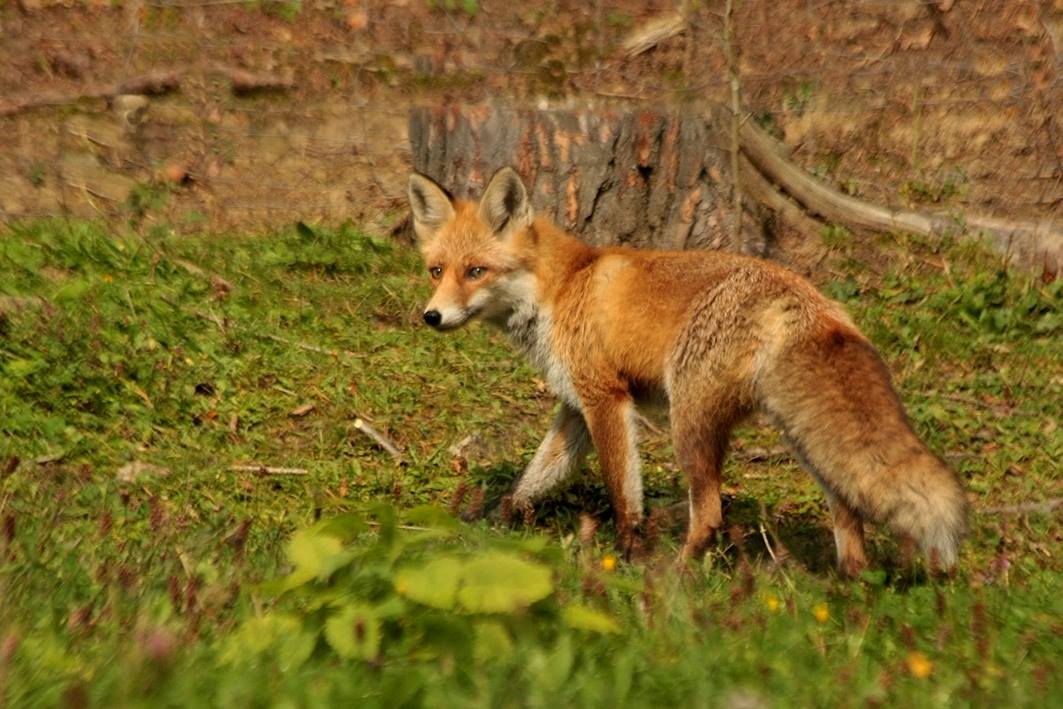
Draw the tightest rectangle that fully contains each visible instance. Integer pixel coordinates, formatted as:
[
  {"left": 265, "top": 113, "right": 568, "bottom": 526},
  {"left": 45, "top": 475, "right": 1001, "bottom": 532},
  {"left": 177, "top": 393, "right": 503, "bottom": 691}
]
[
  {"left": 101, "top": 274, "right": 114, "bottom": 283},
  {"left": 906, "top": 651, "right": 933, "bottom": 678},
  {"left": 765, "top": 594, "right": 780, "bottom": 613},
  {"left": 813, "top": 604, "right": 829, "bottom": 624},
  {"left": 600, "top": 554, "right": 617, "bottom": 572}
]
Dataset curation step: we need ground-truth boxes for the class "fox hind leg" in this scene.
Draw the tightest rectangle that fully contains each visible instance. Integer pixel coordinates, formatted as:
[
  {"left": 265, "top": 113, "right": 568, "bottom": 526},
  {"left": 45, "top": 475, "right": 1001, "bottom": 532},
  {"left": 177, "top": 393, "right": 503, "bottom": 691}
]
[
  {"left": 671, "top": 391, "right": 746, "bottom": 563},
  {"left": 823, "top": 488, "right": 869, "bottom": 577},
  {"left": 784, "top": 438, "right": 870, "bottom": 576},
  {"left": 675, "top": 424, "right": 728, "bottom": 562},
  {"left": 668, "top": 374, "right": 749, "bottom": 562}
]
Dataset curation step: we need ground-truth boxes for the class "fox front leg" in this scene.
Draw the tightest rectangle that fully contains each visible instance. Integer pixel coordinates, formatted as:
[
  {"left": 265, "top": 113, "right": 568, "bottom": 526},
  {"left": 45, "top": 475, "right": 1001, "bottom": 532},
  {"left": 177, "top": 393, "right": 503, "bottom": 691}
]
[
  {"left": 582, "top": 392, "right": 644, "bottom": 558},
  {"left": 509, "top": 404, "right": 592, "bottom": 513}
]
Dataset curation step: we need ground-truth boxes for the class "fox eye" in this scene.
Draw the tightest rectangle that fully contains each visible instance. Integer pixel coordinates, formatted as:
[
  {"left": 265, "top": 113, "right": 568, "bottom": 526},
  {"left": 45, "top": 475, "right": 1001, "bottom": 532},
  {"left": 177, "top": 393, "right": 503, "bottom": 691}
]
[
  {"left": 429, "top": 266, "right": 443, "bottom": 279},
  {"left": 465, "top": 266, "right": 487, "bottom": 280}
]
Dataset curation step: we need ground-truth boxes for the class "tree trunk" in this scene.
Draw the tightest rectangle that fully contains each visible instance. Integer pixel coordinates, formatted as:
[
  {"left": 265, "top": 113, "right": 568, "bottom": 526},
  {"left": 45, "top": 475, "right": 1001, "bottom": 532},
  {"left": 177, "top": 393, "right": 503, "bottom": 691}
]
[
  {"left": 409, "top": 102, "right": 1063, "bottom": 274},
  {"left": 409, "top": 103, "right": 769, "bottom": 255}
]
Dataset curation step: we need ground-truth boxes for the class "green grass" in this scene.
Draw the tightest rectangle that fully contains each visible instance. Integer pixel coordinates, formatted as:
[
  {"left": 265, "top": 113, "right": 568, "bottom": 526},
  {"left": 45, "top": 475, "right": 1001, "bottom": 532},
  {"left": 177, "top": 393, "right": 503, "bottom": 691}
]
[{"left": 0, "top": 220, "right": 1061, "bottom": 706}]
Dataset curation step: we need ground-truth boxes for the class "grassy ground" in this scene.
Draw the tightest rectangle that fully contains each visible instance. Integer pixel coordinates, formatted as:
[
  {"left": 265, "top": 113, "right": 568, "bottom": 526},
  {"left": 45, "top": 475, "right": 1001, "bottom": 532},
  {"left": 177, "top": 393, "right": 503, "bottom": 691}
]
[{"left": 0, "top": 219, "right": 1061, "bottom": 706}]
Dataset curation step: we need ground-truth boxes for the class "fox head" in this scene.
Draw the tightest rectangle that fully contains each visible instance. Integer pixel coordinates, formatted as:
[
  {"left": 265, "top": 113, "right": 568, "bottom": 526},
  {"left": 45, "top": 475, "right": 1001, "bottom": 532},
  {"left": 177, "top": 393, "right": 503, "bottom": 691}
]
[{"left": 407, "top": 167, "right": 534, "bottom": 330}]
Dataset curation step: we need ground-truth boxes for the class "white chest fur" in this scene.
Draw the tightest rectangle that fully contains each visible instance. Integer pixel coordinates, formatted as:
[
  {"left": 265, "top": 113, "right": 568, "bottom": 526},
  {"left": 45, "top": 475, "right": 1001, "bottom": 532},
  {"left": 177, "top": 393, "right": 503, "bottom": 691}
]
[
  {"left": 493, "top": 272, "right": 582, "bottom": 409},
  {"left": 505, "top": 303, "right": 581, "bottom": 409}
]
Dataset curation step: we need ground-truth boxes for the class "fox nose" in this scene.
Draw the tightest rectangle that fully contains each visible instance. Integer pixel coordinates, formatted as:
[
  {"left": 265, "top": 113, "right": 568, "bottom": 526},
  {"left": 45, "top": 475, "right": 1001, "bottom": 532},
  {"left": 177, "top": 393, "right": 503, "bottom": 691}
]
[{"left": 423, "top": 309, "right": 442, "bottom": 328}]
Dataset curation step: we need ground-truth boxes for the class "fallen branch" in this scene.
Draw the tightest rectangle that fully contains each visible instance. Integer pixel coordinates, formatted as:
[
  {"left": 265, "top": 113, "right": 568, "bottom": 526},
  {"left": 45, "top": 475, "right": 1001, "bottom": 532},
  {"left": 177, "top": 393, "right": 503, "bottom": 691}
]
[
  {"left": 230, "top": 464, "right": 309, "bottom": 476},
  {"left": 739, "top": 117, "right": 1063, "bottom": 272},
  {"left": 215, "top": 64, "right": 294, "bottom": 95},
  {"left": 354, "top": 418, "right": 404, "bottom": 462},
  {"left": 622, "top": 12, "right": 685, "bottom": 57},
  {"left": 978, "top": 497, "right": 1063, "bottom": 516},
  {"left": 118, "top": 72, "right": 183, "bottom": 96},
  {"left": 0, "top": 71, "right": 182, "bottom": 117},
  {"left": 738, "top": 154, "right": 825, "bottom": 244},
  {"left": 0, "top": 62, "right": 293, "bottom": 117}
]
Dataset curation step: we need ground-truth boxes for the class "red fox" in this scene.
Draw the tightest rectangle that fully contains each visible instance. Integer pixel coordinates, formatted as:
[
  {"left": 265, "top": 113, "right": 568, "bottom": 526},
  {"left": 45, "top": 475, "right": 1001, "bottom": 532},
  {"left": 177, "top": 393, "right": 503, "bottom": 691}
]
[{"left": 408, "top": 167, "right": 967, "bottom": 575}]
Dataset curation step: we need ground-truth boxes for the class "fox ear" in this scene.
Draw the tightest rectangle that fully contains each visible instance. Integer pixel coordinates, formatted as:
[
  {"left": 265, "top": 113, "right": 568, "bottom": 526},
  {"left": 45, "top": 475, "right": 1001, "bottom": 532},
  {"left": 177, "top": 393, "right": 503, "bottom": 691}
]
[
  {"left": 408, "top": 173, "right": 455, "bottom": 241},
  {"left": 479, "top": 167, "right": 532, "bottom": 237}
]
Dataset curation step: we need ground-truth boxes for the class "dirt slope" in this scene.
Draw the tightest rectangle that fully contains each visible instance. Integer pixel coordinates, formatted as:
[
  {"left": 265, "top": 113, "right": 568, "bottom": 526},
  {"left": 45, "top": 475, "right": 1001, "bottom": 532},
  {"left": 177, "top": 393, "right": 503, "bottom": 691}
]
[{"left": 1, "top": 0, "right": 1059, "bottom": 246}]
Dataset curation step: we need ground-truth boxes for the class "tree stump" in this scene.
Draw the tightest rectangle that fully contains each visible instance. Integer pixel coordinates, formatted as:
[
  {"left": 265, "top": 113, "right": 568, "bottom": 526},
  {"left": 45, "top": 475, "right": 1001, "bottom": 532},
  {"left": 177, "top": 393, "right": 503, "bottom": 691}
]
[
  {"left": 409, "top": 103, "right": 769, "bottom": 256},
  {"left": 409, "top": 102, "right": 1063, "bottom": 274}
]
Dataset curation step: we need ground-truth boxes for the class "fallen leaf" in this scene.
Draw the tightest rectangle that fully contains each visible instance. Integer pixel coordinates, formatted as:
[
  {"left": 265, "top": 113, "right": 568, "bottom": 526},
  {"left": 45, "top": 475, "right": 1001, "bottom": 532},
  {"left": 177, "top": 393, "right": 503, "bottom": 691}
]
[
  {"left": 211, "top": 274, "right": 233, "bottom": 298},
  {"left": 2, "top": 456, "right": 19, "bottom": 480},
  {"left": 115, "top": 461, "right": 171, "bottom": 483},
  {"left": 34, "top": 450, "right": 67, "bottom": 465}
]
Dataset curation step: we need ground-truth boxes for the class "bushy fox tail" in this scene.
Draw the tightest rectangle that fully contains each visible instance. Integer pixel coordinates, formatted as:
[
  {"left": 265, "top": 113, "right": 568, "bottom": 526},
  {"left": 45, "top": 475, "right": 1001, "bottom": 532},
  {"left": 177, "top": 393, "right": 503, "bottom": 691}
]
[{"left": 757, "top": 319, "right": 968, "bottom": 568}]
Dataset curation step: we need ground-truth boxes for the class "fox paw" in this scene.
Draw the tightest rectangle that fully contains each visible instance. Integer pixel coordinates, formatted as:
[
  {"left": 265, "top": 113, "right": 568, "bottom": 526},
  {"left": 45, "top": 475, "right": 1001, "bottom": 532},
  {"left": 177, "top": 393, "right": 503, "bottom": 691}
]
[{"left": 496, "top": 494, "right": 535, "bottom": 526}]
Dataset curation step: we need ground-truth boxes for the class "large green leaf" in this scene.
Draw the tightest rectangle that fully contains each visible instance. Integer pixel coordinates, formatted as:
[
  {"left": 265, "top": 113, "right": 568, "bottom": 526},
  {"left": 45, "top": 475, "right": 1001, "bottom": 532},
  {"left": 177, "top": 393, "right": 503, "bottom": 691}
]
[
  {"left": 402, "top": 505, "right": 461, "bottom": 530},
  {"left": 561, "top": 604, "right": 622, "bottom": 634},
  {"left": 221, "top": 614, "right": 304, "bottom": 664},
  {"left": 4, "top": 358, "right": 45, "bottom": 378},
  {"left": 473, "top": 620, "right": 513, "bottom": 663},
  {"left": 529, "top": 635, "right": 573, "bottom": 692},
  {"left": 286, "top": 529, "right": 355, "bottom": 583},
  {"left": 395, "top": 556, "right": 463, "bottom": 610},
  {"left": 312, "top": 512, "right": 367, "bottom": 541},
  {"left": 324, "top": 605, "right": 381, "bottom": 661},
  {"left": 456, "top": 552, "right": 553, "bottom": 613},
  {"left": 276, "top": 628, "right": 318, "bottom": 671}
]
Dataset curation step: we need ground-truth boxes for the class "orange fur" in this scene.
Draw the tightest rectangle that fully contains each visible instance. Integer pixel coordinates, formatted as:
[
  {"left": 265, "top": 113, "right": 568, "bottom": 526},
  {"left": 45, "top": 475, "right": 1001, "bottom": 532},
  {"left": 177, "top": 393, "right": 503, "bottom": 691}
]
[{"left": 408, "top": 168, "right": 967, "bottom": 573}]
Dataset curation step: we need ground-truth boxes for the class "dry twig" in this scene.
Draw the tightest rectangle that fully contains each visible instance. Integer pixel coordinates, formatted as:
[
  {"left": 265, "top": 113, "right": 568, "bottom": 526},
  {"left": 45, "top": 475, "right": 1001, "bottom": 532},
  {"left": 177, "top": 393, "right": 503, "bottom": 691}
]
[
  {"left": 230, "top": 464, "right": 309, "bottom": 476},
  {"left": 735, "top": 445, "right": 790, "bottom": 462},
  {"left": 354, "top": 418, "right": 404, "bottom": 462},
  {"left": 978, "top": 498, "right": 1063, "bottom": 516},
  {"left": 260, "top": 333, "right": 361, "bottom": 360}
]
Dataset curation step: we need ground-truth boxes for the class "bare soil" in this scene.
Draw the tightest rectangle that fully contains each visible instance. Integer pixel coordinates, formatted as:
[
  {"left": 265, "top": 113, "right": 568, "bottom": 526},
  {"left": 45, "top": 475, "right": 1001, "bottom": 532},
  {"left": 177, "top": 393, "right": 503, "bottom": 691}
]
[{"left": 1, "top": 0, "right": 1059, "bottom": 248}]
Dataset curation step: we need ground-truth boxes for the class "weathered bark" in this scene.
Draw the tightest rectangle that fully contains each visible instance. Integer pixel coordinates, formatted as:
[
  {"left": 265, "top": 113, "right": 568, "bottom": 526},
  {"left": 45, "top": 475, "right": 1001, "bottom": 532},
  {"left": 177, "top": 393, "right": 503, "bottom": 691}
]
[
  {"left": 409, "top": 104, "right": 768, "bottom": 255},
  {"left": 410, "top": 103, "right": 1063, "bottom": 273}
]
